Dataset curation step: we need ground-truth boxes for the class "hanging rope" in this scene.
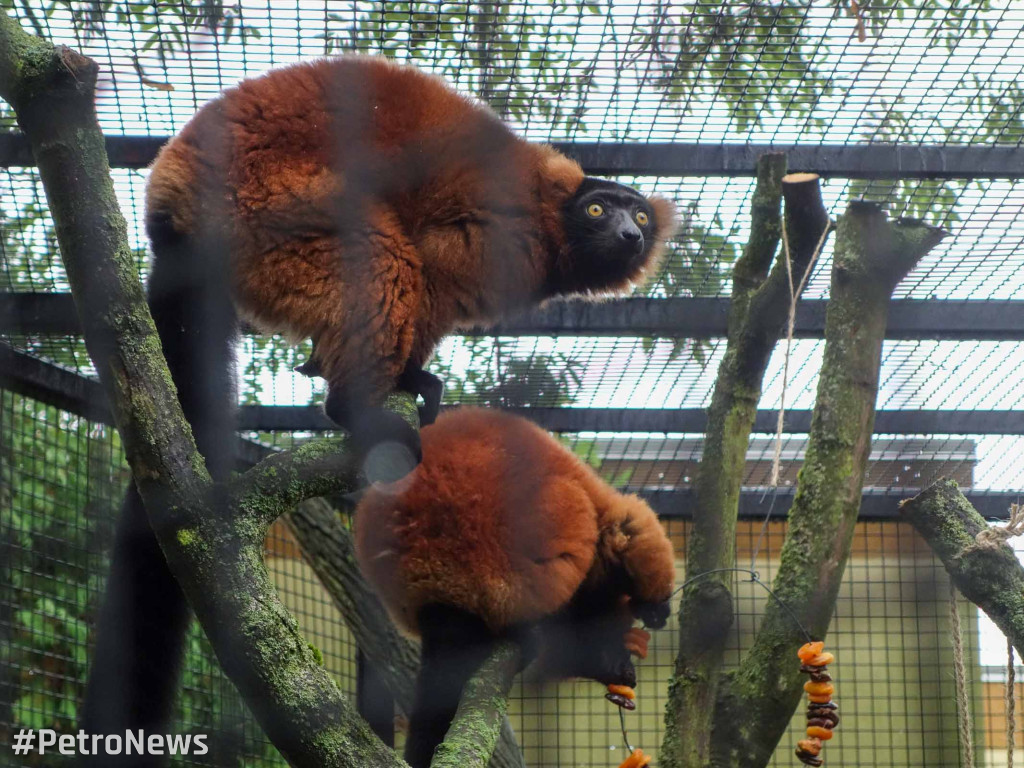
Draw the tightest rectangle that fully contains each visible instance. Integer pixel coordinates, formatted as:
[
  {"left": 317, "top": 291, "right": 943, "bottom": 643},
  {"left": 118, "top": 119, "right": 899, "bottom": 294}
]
[
  {"left": 942, "top": 502, "right": 1024, "bottom": 767},
  {"left": 1008, "top": 638, "right": 1016, "bottom": 768},
  {"left": 949, "top": 583, "right": 975, "bottom": 768},
  {"left": 768, "top": 220, "right": 832, "bottom": 488}
]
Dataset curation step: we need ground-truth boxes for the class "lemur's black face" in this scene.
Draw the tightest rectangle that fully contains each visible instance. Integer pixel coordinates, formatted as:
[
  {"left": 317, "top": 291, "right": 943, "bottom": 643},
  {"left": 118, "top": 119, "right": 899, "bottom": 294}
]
[{"left": 564, "top": 177, "right": 656, "bottom": 265}]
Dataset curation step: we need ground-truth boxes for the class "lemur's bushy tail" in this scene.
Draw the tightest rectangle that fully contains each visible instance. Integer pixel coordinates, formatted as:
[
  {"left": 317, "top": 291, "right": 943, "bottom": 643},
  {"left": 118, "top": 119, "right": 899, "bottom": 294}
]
[{"left": 81, "top": 211, "right": 238, "bottom": 764}]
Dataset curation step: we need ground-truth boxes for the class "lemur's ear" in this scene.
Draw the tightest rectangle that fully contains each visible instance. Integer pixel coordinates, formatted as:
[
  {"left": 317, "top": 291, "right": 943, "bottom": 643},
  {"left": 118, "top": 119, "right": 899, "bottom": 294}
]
[
  {"left": 539, "top": 146, "right": 585, "bottom": 197},
  {"left": 649, "top": 196, "right": 679, "bottom": 240}
]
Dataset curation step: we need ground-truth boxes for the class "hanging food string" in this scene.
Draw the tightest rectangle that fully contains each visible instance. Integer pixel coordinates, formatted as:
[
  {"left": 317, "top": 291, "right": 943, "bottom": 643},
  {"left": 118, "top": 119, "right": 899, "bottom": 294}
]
[
  {"left": 605, "top": 627, "right": 652, "bottom": 710},
  {"left": 617, "top": 747, "right": 652, "bottom": 768},
  {"left": 611, "top": 626, "right": 651, "bottom": 767},
  {"left": 795, "top": 641, "right": 840, "bottom": 766},
  {"left": 604, "top": 568, "right": 837, "bottom": 768}
]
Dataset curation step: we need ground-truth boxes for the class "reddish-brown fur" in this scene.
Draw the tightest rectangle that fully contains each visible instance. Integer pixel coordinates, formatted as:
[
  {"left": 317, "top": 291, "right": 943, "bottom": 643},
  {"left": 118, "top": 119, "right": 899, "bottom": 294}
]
[
  {"left": 146, "top": 56, "right": 673, "bottom": 402},
  {"left": 355, "top": 408, "right": 677, "bottom": 636}
]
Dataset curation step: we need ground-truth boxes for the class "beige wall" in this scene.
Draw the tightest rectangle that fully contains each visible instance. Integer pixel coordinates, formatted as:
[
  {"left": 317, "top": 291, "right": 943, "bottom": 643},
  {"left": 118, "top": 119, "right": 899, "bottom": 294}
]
[{"left": 267, "top": 520, "right": 992, "bottom": 767}]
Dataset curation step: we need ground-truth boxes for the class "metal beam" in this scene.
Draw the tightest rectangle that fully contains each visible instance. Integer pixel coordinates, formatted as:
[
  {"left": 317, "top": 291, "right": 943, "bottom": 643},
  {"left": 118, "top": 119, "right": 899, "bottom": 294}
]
[
  {"left": 556, "top": 142, "right": 1024, "bottom": 179},
  {"left": 486, "top": 297, "right": 1024, "bottom": 340},
  {"left": 503, "top": 407, "right": 1024, "bottom": 436},
  {"left": 0, "top": 342, "right": 109, "bottom": 423},
  {"left": 5, "top": 293, "right": 1024, "bottom": 341},
  {"left": 4, "top": 345, "right": 1018, "bottom": 519},
  {"left": 0, "top": 343, "right": 273, "bottom": 467},
  {"left": 3, "top": 347, "right": 1021, "bottom": 436},
  {"left": 4, "top": 133, "right": 1023, "bottom": 178},
  {"left": 237, "top": 406, "right": 1024, "bottom": 436},
  {"left": 0, "top": 133, "right": 166, "bottom": 169},
  {"left": 641, "top": 489, "right": 1021, "bottom": 520}
]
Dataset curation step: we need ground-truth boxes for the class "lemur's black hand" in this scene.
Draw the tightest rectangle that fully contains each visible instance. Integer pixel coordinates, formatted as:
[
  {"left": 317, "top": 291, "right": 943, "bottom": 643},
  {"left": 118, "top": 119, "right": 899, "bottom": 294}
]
[{"left": 632, "top": 599, "right": 671, "bottom": 630}]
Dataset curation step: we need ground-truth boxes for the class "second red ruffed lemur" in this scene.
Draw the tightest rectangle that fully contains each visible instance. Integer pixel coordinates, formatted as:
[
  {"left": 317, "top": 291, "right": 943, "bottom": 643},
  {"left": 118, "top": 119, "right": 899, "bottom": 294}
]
[
  {"left": 357, "top": 408, "right": 677, "bottom": 768},
  {"left": 83, "top": 55, "right": 675, "bottom": 756}
]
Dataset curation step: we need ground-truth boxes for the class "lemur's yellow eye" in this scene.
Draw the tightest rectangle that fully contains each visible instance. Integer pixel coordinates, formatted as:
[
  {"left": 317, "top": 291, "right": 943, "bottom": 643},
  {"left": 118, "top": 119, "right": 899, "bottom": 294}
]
[
  {"left": 587, "top": 203, "right": 604, "bottom": 218},
  {"left": 635, "top": 211, "right": 649, "bottom": 226}
]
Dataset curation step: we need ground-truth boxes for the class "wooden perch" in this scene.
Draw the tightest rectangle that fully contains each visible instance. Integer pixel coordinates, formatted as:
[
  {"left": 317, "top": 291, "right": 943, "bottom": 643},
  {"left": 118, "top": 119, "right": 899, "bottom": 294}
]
[
  {"left": 429, "top": 643, "right": 521, "bottom": 768},
  {"left": 0, "top": 16, "right": 410, "bottom": 767},
  {"left": 664, "top": 156, "right": 832, "bottom": 767},
  {"left": 287, "top": 498, "right": 526, "bottom": 768},
  {"left": 901, "top": 479, "right": 1024, "bottom": 657}
]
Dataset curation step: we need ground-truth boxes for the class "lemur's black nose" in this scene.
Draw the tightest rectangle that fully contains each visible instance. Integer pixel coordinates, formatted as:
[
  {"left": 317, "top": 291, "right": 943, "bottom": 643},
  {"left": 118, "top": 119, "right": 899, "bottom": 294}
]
[{"left": 620, "top": 227, "right": 641, "bottom": 242}]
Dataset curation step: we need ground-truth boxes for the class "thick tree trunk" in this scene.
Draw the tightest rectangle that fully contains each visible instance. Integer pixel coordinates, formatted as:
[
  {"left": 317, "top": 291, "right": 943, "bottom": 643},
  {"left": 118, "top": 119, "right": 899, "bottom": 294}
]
[
  {"left": 663, "top": 156, "right": 831, "bottom": 767},
  {"left": 1, "top": 16, "right": 518, "bottom": 768},
  {"left": 901, "top": 479, "right": 1024, "bottom": 657},
  {"left": 710, "top": 202, "right": 946, "bottom": 766}
]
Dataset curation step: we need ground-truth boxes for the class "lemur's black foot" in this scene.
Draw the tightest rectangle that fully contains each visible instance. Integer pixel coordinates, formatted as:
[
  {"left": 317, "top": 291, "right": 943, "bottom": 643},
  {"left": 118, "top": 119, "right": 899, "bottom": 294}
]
[
  {"left": 324, "top": 387, "right": 422, "bottom": 485},
  {"left": 296, "top": 354, "right": 443, "bottom": 426},
  {"left": 294, "top": 356, "right": 321, "bottom": 378},
  {"left": 397, "top": 362, "right": 445, "bottom": 426}
]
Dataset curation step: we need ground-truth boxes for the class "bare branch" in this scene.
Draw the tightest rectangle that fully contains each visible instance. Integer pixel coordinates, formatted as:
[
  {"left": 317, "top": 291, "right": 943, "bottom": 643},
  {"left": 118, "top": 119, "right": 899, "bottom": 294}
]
[
  {"left": 718, "top": 202, "right": 946, "bottom": 766},
  {"left": 663, "top": 155, "right": 831, "bottom": 767},
  {"left": 901, "top": 479, "right": 1024, "bottom": 657}
]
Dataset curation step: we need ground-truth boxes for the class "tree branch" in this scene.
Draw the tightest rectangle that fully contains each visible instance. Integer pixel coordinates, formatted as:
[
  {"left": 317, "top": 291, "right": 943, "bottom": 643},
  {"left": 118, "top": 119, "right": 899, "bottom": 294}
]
[
  {"left": 716, "top": 202, "right": 947, "bottom": 766},
  {"left": 229, "top": 393, "right": 416, "bottom": 529},
  {"left": 430, "top": 643, "right": 521, "bottom": 768},
  {"left": 0, "top": 15, "right": 407, "bottom": 766},
  {"left": 286, "top": 498, "right": 527, "bottom": 768},
  {"left": 900, "top": 479, "right": 1024, "bottom": 657},
  {"left": 663, "top": 156, "right": 832, "bottom": 767}
]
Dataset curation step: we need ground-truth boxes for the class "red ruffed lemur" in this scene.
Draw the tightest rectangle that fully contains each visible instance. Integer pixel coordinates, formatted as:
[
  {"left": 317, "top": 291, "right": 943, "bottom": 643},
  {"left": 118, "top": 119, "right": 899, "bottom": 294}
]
[
  {"left": 356, "top": 408, "right": 677, "bottom": 768},
  {"left": 81, "top": 55, "right": 675, "bottom": 753}
]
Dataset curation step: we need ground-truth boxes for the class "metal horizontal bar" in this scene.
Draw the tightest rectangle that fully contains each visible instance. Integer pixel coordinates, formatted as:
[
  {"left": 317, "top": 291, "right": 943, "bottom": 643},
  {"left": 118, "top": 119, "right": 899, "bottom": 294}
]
[
  {"left": 3, "top": 133, "right": 1023, "bottom": 179},
  {"left": 641, "top": 489, "right": 1021, "bottom": 520},
  {"left": 3, "top": 338, "right": 1020, "bottom": 436},
  {"left": 0, "top": 342, "right": 109, "bottom": 423},
  {"left": 0, "top": 343, "right": 273, "bottom": 468},
  {"left": 237, "top": 406, "right": 1024, "bottom": 436},
  {"left": 6, "top": 293, "right": 1024, "bottom": 341},
  {"left": 508, "top": 408, "right": 1024, "bottom": 435},
  {"left": 486, "top": 298, "right": 1024, "bottom": 340},
  {"left": 0, "top": 133, "right": 166, "bottom": 169},
  {"left": 4, "top": 345, "right": 1017, "bottom": 519},
  {"left": 556, "top": 142, "right": 1024, "bottom": 179}
]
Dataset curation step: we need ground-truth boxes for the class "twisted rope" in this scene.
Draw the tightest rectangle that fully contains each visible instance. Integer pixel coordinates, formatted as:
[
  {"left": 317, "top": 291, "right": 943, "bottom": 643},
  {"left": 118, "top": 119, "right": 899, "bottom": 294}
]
[
  {"left": 768, "top": 220, "right": 832, "bottom": 487},
  {"left": 949, "top": 584, "right": 975, "bottom": 768},
  {"left": 1009, "top": 639, "right": 1016, "bottom": 767},
  {"left": 968, "top": 503, "right": 1024, "bottom": 553}
]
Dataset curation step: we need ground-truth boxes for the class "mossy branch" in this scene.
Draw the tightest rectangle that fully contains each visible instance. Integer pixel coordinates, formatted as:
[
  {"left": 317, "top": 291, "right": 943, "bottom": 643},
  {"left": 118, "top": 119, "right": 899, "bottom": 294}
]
[
  {"left": 716, "top": 202, "right": 947, "bottom": 766},
  {"left": 663, "top": 156, "right": 831, "bottom": 768},
  {"left": 286, "top": 498, "right": 526, "bottom": 768},
  {"left": 0, "top": 14, "right": 410, "bottom": 767},
  {"left": 230, "top": 391, "right": 416, "bottom": 530},
  {"left": 901, "top": 479, "right": 1024, "bottom": 657},
  {"left": 429, "top": 643, "right": 521, "bottom": 768}
]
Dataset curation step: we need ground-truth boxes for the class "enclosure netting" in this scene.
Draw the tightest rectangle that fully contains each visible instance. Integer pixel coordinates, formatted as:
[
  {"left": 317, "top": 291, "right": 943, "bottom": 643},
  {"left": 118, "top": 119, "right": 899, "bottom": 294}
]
[{"left": 3, "top": 1, "right": 1024, "bottom": 766}]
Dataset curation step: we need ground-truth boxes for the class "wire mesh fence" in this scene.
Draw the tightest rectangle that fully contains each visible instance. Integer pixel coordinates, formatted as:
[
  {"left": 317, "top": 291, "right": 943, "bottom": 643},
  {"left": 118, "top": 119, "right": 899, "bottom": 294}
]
[
  {"left": 1, "top": 388, "right": 1014, "bottom": 766},
  {"left": 3, "top": 1, "right": 1024, "bottom": 766}
]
